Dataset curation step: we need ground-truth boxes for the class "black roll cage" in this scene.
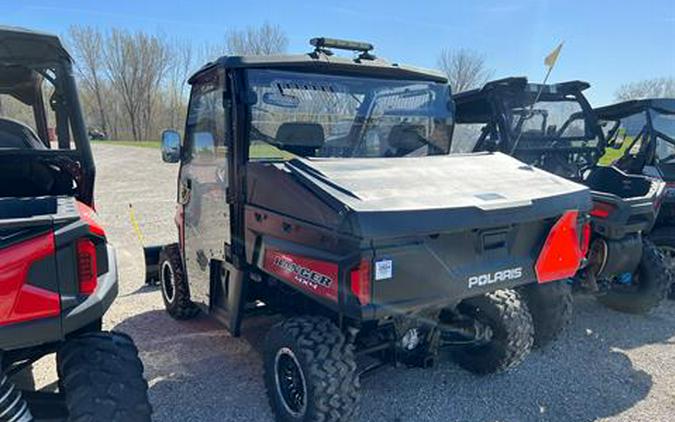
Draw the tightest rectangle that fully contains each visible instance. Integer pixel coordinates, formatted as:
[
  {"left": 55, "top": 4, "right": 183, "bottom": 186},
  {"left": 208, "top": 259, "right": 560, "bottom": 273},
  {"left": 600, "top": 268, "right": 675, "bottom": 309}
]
[
  {"left": 0, "top": 58, "right": 95, "bottom": 206},
  {"left": 455, "top": 80, "right": 605, "bottom": 156}
]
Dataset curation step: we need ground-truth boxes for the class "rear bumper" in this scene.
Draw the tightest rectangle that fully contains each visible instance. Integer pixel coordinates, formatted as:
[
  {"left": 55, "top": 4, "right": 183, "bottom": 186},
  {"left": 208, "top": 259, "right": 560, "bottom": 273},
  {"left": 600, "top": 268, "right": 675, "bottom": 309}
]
[
  {"left": 62, "top": 244, "right": 119, "bottom": 333},
  {"left": 0, "top": 245, "right": 118, "bottom": 352}
]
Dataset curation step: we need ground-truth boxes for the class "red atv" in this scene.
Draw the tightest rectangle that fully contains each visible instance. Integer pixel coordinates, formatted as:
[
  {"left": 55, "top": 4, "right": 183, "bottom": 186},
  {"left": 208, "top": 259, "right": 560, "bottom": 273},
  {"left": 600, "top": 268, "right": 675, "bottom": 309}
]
[{"left": 0, "top": 27, "right": 151, "bottom": 421}]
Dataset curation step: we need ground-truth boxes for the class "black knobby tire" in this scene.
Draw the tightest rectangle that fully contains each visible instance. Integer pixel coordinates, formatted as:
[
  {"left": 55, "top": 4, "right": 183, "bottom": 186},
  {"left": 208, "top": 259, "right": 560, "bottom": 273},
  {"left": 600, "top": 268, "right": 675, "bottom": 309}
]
[
  {"left": 519, "top": 280, "right": 573, "bottom": 348},
  {"left": 159, "top": 244, "right": 199, "bottom": 320},
  {"left": 56, "top": 331, "right": 152, "bottom": 422},
  {"left": 597, "top": 239, "right": 671, "bottom": 314},
  {"left": 263, "top": 316, "right": 359, "bottom": 422},
  {"left": 648, "top": 227, "right": 675, "bottom": 300},
  {"left": 452, "top": 289, "right": 534, "bottom": 375}
]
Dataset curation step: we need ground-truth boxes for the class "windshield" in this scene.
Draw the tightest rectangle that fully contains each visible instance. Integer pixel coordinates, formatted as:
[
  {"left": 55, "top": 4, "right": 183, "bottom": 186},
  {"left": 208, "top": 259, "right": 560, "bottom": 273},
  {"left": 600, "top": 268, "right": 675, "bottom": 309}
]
[
  {"left": 651, "top": 106, "right": 675, "bottom": 163},
  {"left": 246, "top": 69, "right": 452, "bottom": 160},
  {"left": 493, "top": 90, "right": 602, "bottom": 180},
  {"left": 501, "top": 94, "right": 599, "bottom": 150},
  {"left": 597, "top": 111, "right": 648, "bottom": 165}
]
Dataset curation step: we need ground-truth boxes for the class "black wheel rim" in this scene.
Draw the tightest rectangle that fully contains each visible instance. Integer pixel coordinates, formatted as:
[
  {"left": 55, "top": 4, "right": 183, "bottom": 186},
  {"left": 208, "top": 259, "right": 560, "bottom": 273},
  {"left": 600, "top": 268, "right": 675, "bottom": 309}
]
[
  {"left": 274, "top": 347, "right": 307, "bottom": 417},
  {"left": 161, "top": 261, "right": 176, "bottom": 304}
]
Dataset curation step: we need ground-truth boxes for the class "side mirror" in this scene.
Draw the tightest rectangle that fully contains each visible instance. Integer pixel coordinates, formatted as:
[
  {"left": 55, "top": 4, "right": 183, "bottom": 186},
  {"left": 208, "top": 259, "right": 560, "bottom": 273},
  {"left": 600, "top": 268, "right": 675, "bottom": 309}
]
[{"left": 161, "top": 129, "right": 181, "bottom": 163}]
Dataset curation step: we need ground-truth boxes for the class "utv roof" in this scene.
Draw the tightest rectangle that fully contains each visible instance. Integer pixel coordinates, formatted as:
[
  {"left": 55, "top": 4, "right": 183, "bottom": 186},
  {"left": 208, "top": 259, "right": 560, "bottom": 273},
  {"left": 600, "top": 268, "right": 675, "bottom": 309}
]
[
  {"left": 188, "top": 44, "right": 447, "bottom": 84},
  {"left": 594, "top": 98, "right": 675, "bottom": 120},
  {"left": 0, "top": 26, "right": 71, "bottom": 63},
  {"left": 453, "top": 77, "right": 591, "bottom": 124}
]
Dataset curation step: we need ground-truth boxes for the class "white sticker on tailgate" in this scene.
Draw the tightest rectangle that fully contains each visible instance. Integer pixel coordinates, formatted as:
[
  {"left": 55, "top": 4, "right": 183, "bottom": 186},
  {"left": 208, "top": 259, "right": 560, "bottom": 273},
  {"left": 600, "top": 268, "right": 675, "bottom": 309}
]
[{"left": 375, "top": 259, "right": 393, "bottom": 280}]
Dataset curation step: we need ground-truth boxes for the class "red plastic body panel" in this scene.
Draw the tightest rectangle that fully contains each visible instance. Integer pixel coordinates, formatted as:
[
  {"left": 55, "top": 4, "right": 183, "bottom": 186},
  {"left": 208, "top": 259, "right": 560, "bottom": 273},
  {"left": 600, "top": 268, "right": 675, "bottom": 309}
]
[
  {"left": 77, "top": 201, "right": 106, "bottom": 236},
  {"left": 0, "top": 233, "right": 61, "bottom": 326},
  {"left": 535, "top": 210, "right": 584, "bottom": 283},
  {"left": 263, "top": 248, "right": 339, "bottom": 302}
]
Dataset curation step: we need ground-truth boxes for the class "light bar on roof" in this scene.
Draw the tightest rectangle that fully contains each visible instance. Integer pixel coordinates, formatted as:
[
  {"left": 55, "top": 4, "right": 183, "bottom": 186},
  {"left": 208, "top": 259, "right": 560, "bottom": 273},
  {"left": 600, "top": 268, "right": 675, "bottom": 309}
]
[{"left": 310, "top": 37, "right": 374, "bottom": 53}]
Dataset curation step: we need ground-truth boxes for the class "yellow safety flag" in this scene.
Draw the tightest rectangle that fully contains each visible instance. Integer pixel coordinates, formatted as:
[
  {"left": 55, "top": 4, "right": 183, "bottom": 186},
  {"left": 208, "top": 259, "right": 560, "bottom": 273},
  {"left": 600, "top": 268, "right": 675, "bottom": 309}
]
[
  {"left": 544, "top": 42, "right": 564, "bottom": 69},
  {"left": 128, "top": 203, "right": 145, "bottom": 245}
]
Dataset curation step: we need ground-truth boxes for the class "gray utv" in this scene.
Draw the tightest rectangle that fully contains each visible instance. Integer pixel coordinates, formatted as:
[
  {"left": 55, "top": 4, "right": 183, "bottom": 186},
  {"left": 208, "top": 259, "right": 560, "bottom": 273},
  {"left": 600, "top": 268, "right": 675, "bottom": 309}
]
[{"left": 150, "top": 39, "right": 591, "bottom": 422}]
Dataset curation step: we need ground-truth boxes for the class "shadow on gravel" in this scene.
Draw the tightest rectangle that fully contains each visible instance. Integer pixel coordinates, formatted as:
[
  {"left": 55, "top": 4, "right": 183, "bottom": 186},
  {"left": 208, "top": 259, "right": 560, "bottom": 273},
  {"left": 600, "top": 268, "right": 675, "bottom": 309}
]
[
  {"left": 118, "top": 284, "right": 160, "bottom": 298},
  {"left": 113, "top": 296, "right": 675, "bottom": 422}
]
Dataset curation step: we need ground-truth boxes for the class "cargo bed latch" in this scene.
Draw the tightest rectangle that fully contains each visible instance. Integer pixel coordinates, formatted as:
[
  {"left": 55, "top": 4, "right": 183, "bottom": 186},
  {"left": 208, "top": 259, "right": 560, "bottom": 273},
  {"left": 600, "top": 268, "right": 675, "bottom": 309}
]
[{"left": 480, "top": 229, "right": 508, "bottom": 252}]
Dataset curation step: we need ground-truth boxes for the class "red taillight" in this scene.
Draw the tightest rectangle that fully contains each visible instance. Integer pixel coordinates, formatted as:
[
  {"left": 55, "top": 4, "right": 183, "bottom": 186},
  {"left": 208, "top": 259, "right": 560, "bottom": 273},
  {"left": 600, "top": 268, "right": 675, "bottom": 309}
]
[
  {"left": 350, "top": 259, "right": 371, "bottom": 305},
  {"left": 77, "top": 239, "right": 98, "bottom": 295},
  {"left": 77, "top": 201, "right": 105, "bottom": 237},
  {"left": 590, "top": 202, "right": 614, "bottom": 219},
  {"left": 535, "top": 210, "right": 584, "bottom": 284}
]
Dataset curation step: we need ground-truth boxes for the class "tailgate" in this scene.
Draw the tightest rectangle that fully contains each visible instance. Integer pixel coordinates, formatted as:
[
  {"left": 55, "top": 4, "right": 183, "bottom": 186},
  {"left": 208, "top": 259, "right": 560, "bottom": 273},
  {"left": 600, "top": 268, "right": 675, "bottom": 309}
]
[{"left": 365, "top": 211, "right": 584, "bottom": 318}]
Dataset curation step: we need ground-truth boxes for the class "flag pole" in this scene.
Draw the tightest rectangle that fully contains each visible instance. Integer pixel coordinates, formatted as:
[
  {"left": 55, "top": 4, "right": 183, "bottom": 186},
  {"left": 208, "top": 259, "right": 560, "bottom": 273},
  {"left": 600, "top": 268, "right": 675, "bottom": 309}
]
[{"left": 510, "top": 43, "right": 563, "bottom": 154}]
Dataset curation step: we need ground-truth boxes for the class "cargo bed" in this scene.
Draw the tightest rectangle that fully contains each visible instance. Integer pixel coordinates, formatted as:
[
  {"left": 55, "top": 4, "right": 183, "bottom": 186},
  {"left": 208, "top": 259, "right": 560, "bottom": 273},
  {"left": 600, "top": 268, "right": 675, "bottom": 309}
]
[{"left": 283, "top": 152, "right": 592, "bottom": 238}]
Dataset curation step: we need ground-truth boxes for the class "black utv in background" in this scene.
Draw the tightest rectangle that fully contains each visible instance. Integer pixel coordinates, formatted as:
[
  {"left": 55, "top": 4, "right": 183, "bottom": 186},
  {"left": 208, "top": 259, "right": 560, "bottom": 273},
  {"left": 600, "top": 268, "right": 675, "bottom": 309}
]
[
  {"left": 151, "top": 38, "right": 591, "bottom": 422},
  {"left": 0, "top": 27, "right": 151, "bottom": 421},
  {"left": 594, "top": 99, "right": 675, "bottom": 298},
  {"left": 453, "top": 77, "right": 671, "bottom": 314}
]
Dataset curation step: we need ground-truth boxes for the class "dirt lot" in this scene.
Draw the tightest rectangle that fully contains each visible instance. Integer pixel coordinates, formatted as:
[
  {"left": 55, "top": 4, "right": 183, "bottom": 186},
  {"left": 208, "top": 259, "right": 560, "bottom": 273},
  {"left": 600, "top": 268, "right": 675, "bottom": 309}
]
[{"left": 35, "top": 144, "right": 675, "bottom": 421}]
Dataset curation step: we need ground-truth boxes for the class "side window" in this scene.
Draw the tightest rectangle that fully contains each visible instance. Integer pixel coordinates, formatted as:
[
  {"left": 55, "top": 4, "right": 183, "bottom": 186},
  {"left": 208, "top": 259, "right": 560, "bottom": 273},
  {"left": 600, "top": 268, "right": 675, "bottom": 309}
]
[{"left": 185, "top": 72, "right": 226, "bottom": 162}]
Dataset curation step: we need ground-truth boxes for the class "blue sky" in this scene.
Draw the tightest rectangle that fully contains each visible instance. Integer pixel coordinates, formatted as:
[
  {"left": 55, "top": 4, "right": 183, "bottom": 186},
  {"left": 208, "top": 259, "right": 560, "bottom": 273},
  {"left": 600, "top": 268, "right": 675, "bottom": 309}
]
[{"left": 4, "top": 0, "right": 674, "bottom": 105}]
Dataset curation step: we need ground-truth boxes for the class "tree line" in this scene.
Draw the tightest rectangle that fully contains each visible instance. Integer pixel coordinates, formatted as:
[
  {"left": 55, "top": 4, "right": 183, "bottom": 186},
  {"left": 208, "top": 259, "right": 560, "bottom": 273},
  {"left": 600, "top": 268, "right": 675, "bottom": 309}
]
[
  {"left": 63, "top": 23, "right": 673, "bottom": 142},
  {"left": 67, "top": 23, "right": 288, "bottom": 141}
]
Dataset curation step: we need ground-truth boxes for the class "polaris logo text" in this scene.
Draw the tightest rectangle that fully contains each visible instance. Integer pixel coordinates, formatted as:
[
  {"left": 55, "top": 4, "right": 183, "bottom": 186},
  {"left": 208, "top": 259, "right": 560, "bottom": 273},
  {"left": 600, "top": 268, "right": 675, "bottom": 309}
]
[
  {"left": 468, "top": 267, "right": 523, "bottom": 289},
  {"left": 273, "top": 256, "right": 333, "bottom": 288}
]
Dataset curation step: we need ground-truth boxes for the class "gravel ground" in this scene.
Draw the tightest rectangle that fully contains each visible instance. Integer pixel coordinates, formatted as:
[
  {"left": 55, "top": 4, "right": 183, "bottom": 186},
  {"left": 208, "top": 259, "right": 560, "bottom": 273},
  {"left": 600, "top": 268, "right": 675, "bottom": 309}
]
[{"left": 34, "top": 144, "right": 675, "bottom": 421}]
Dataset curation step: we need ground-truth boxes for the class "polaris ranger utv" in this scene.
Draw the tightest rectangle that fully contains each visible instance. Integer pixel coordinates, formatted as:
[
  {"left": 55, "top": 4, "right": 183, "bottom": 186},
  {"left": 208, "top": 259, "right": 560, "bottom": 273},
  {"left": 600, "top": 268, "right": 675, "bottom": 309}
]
[
  {"left": 594, "top": 99, "right": 675, "bottom": 298},
  {"left": 0, "top": 27, "right": 151, "bottom": 421},
  {"left": 452, "top": 77, "right": 671, "bottom": 314},
  {"left": 153, "top": 39, "right": 590, "bottom": 422}
]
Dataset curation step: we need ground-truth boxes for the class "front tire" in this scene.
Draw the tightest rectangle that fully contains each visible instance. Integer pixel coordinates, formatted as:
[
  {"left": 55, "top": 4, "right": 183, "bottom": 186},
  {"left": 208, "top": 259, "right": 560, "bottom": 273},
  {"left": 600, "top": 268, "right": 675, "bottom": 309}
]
[
  {"left": 57, "top": 331, "right": 152, "bottom": 422},
  {"left": 452, "top": 289, "right": 534, "bottom": 374},
  {"left": 597, "top": 239, "right": 671, "bottom": 314},
  {"left": 263, "top": 316, "right": 359, "bottom": 422},
  {"left": 519, "top": 280, "right": 573, "bottom": 348},
  {"left": 159, "top": 244, "right": 199, "bottom": 320}
]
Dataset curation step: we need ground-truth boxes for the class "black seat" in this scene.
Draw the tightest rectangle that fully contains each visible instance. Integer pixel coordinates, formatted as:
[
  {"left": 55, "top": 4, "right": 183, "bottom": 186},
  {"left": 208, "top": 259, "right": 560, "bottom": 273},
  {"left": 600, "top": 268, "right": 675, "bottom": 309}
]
[
  {"left": 275, "top": 122, "right": 325, "bottom": 157},
  {"left": 0, "top": 117, "right": 45, "bottom": 149},
  {"left": 386, "top": 124, "right": 426, "bottom": 156}
]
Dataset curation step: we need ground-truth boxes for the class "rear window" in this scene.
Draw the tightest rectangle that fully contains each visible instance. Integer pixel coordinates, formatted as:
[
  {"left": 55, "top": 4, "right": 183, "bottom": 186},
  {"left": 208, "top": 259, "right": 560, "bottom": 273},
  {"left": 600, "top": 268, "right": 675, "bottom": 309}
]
[{"left": 246, "top": 69, "right": 453, "bottom": 160}]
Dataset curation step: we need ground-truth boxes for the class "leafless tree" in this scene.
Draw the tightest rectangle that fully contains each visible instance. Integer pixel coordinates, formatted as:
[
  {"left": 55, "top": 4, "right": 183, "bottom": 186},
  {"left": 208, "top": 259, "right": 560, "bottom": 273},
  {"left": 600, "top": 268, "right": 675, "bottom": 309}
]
[
  {"left": 166, "top": 38, "right": 194, "bottom": 129},
  {"left": 437, "top": 48, "right": 493, "bottom": 94},
  {"left": 104, "top": 29, "right": 170, "bottom": 140},
  {"left": 615, "top": 77, "right": 675, "bottom": 101},
  {"left": 225, "top": 22, "right": 288, "bottom": 55},
  {"left": 57, "top": 23, "right": 289, "bottom": 141},
  {"left": 68, "top": 25, "right": 109, "bottom": 135}
]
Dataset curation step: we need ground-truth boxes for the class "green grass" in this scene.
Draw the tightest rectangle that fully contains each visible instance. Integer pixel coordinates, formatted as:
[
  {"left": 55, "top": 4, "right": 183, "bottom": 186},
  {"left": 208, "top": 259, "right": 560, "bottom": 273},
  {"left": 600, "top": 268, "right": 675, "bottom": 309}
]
[
  {"left": 92, "top": 140, "right": 160, "bottom": 149},
  {"left": 92, "top": 139, "right": 296, "bottom": 160}
]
